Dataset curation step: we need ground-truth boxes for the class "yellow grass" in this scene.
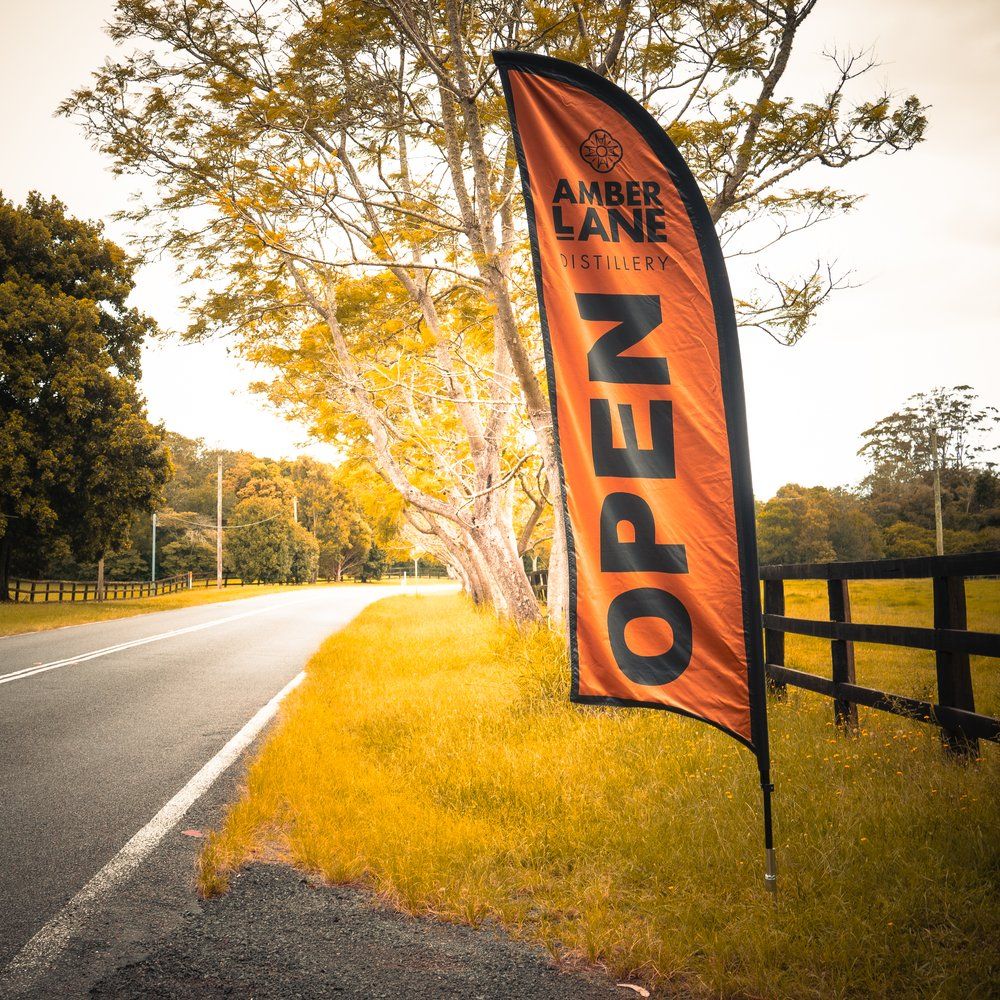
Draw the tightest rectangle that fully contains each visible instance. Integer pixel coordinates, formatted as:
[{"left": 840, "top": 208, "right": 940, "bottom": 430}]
[
  {"left": 200, "top": 590, "right": 999, "bottom": 999},
  {"left": 0, "top": 582, "right": 339, "bottom": 637}
]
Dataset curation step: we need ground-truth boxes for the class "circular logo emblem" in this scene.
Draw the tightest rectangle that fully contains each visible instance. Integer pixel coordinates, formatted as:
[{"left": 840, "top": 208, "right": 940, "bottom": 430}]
[{"left": 580, "top": 129, "right": 623, "bottom": 173}]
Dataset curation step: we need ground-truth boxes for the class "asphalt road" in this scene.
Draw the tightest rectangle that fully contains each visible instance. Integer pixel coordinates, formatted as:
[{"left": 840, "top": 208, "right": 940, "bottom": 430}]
[{"left": 0, "top": 585, "right": 398, "bottom": 976}]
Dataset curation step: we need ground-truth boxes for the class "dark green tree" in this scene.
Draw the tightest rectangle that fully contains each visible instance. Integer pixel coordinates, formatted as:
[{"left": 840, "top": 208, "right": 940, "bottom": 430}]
[
  {"left": 158, "top": 535, "right": 217, "bottom": 577},
  {"left": 225, "top": 497, "right": 293, "bottom": 583},
  {"left": 0, "top": 192, "right": 170, "bottom": 599},
  {"left": 285, "top": 458, "right": 374, "bottom": 581},
  {"left": 359, "top": 544, "right": 386, "bottom": 583},
  {"left": 288, "top": 521, "right": 320, "bottom": 584},
  {"left": 859, "top": 386, "right": 998, "bottom": 482},
  {"left": 757, "top": 484, "right": 882, "bottom": 565}
]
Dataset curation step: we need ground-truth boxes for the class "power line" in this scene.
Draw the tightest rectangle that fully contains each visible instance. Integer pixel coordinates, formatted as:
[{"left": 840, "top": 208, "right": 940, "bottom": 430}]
[{"left": 155, "top": 511, "right": 289, "bottom": 530}]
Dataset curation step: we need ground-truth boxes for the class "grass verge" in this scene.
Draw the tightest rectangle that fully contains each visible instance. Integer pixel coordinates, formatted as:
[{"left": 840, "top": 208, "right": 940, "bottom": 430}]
[
  {"left": 200, "top": 591, "right": 999, "bottom": 999},
  {"left": 0, "top": 582, "right": 342, "bottom": 637}
]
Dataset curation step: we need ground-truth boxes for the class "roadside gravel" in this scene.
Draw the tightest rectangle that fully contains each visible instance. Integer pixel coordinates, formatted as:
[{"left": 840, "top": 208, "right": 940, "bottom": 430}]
[{"left": 90, "top": 864, "right": 629, "bottom": 999}]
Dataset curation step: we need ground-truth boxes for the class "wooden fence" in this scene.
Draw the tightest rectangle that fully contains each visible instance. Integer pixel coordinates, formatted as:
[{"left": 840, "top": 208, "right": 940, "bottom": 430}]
[
  {"left": 188, "top": 573, "right": 253, "bottom": 588},
  {"left": 763, "top": 551, "right": 999, "bottom": 756},
  {"left": 384, "top": 563, "right": 451, "bottom": 579},
  {"left": 171, "top": 574, "right": 311, "bottom": 588},
  {"left": 8, "top": 572, "right": 311, "bottom": 600},
  {"left": 527, "top": 552, "right": 999, "bottom": 755},
  {"left": 8, "top": 572, "right": 192, "bottom": 603},
  {"left": 7, "top": 569, "right": 423, "bottom": 601}
]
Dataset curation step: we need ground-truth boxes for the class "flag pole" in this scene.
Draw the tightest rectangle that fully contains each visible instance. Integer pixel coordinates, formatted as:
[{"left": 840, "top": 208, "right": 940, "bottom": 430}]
[
  {"left": 762, "top": 771, "right": 777, "bottom": 895},
  {"left": 751, "top": 646, "right": 777, "bottom": 896},
  {"left": 747, "top": 569, "right": 776, "bottom": 895}
]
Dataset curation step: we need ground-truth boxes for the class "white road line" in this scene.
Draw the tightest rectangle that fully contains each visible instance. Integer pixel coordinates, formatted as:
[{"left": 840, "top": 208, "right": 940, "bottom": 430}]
[
  {"left": 0, "top": 669, "right": 307, "bottom": 997},
  {"left": 0, "top": 594, "right": 318, "bottom": 686}
]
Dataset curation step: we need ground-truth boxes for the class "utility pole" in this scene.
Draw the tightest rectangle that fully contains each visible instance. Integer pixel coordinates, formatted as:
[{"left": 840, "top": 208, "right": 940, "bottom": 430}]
[
  {"left": 931, "top": 425, "right": 944, "bottom": 556},
  {"left": 151, "top": 512, "right": 157, "bottom": 583},
  {"left": 414, "top": 556, "right": 419, "bottom": 586},
  {"left": 216, "top": 456, "right": 224, "bottom": 589}
]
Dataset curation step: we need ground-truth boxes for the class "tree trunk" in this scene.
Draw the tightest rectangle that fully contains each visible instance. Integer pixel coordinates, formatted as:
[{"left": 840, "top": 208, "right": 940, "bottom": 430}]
[
  {"left": 468, "top": 518, "right": 538, "bottom": 622},
  {"left": 546, "top": 501, "right": 569, "bottom": 628},
  {"left": 0, "top": 535, "right": 11, "bottom": 603},
  {"left": 448, "top": 552, "right": 477, "bottom": 602},
  {"left": 420, "top": 514, "right": 488, "bottom": 605},
  {"left": 932, "top": 426, "right": 945, "bottom": 555},
  {"left": 96, "top": 556, "right": 106, "bottom": 602},
  {"left": 456, "top": 529, "right": 491, "bottom": 605}
]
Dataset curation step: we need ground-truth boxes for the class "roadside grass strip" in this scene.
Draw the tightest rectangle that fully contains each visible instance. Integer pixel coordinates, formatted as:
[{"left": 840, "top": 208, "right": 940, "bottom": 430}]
[
  {"left": 0, "top": 582, "right": 352, "bottom": 639},
  {"left": 200, "top": 591, "right": 1000, "bottom": 1000}
]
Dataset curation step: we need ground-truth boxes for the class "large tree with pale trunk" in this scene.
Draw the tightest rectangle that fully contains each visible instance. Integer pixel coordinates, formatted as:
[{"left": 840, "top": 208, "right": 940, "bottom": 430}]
[{"left": 66, "top": 0, "right": 925, "bottom": 620}]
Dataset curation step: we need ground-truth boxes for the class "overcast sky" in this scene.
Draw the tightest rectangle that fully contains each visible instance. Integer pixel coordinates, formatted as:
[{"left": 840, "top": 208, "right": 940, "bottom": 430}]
[{"left": 1, "top": 0, "right": 997, "bottom": 497}]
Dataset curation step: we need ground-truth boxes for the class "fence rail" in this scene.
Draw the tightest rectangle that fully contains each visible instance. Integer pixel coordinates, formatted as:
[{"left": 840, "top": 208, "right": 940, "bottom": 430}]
[
  {"left": 188, "top": 573, "right": 254, "bottom": 588},
  {"left": 8, "top": 573, "right": 192, "bottom": 603},
  {"left": 763, "top": 550, "right": 999, "bottom": 756},
  {"left": 527, "top": 551, "right": 999, "bottom": 755},
  {"left": 384, "top": 562, "right": 450, "bottom": 579},
  {"left": 7, "top": 571, "right": 406, "bottom": 600}
]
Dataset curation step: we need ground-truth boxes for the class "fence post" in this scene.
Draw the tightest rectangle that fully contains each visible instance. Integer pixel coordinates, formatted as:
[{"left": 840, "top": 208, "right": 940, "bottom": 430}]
[
  {"left": 827, "top": 578, "right": 859, "bottom": 732},
  {"left": 29, "top": 581, "right": 36, "bottom": 604},
  {"left": 763, "top": 578, "right": 787, "bottom": 698},
  {"left": 933, "top": 575, "right": 978, "bottom": 758}
]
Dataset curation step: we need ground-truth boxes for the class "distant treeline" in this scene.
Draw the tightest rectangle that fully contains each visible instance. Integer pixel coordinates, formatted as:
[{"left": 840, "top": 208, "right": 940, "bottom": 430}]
[
  {"left": 756, "top": 470, "right": 999, "bottom": 565},
  {"left": 757, "top": 386, "right": 998, "bottom": 564},
  {"left": 37, "top": 431, "right": 424, "bottom": 585}
]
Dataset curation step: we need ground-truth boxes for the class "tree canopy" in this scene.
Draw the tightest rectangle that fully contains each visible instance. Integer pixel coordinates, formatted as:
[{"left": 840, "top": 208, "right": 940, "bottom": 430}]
[
  {"left": 859, "top": 386, "right": 999, "bottom": 484},
  {"left": 0, "top": 192, "right": 170, "bottom": 598},
  {"left": 65, "top": 1, "right": 927, "bottom": 617}
]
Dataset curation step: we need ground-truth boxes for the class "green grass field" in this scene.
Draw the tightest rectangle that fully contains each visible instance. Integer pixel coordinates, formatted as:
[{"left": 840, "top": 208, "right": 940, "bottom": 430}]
[
  {"left": 0, "top": 582, "right": 338, "bottom": 637},
  {"left": 200, "top": 585, "right": 999, "bottom": 999}
]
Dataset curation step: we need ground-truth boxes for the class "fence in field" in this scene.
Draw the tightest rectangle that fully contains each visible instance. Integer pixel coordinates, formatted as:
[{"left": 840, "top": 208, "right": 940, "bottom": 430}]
[
  {"left": 6, "top": 567, "right": 445, "bottom": 602},
  {"left": 384, "top": 562, "right": 451, "bottom": 579},
  {"left": 7, "top": 572, "right": 193, "bottom": 603},
  {"left": 187, "top": 573, "right": 266, "bottom": 588},
  {"left": 763, "top": 551, "right": 999, "bottom": 756},
  {"left": 528, "top": 551, "right": 999, "bottom": 755},
  {"left": 7, "top": 573, "right": 314, "bottom": 600}
]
